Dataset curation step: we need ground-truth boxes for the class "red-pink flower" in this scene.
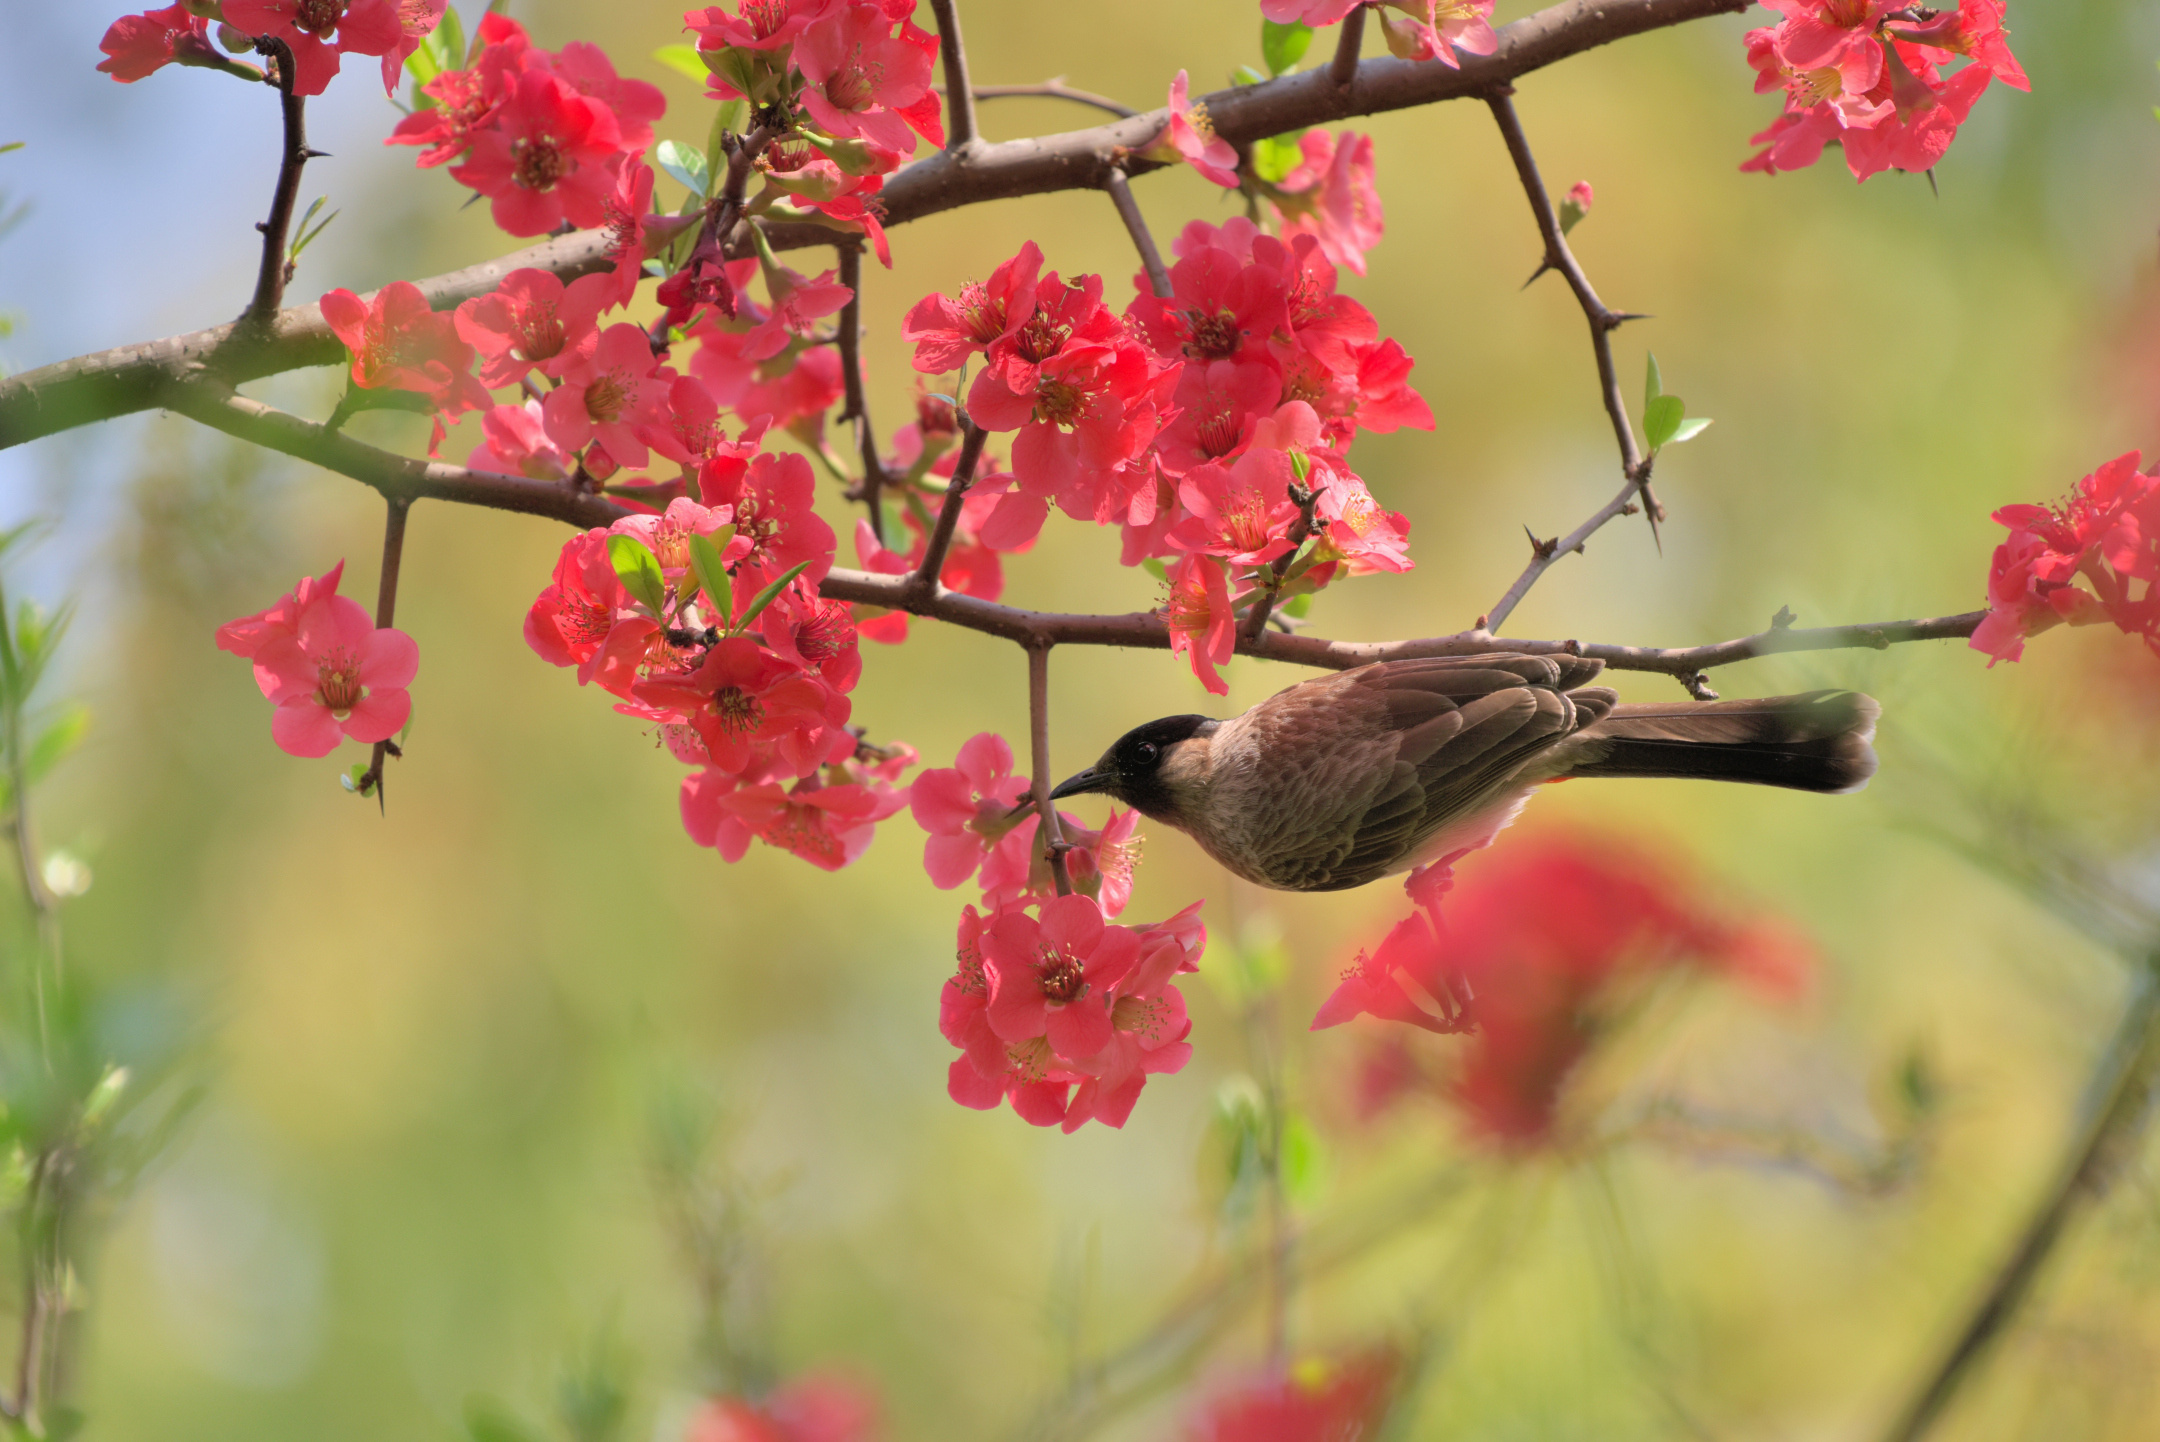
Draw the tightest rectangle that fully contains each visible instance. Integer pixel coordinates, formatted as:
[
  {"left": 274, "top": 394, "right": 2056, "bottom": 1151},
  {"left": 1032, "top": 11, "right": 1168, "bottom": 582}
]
[
  {"left": 468, "top": 400, "right": 575, "bottom": 480},
  {"left": 1973, "top": 451, "right": 2160, "bottom": 665},
  {"left": 223, "top": 0, "right": 410, "bottom": 96},
  {"left": 909, "top": 732, "right": 1033, "bottom": 889},
  {"left": 741, "top": 257, "right": 854, "bottom": 362},
  {"left": 1163, "top": 554, "right": 1239, "bottom": 695},
  {"left": 981, "top": 894, "right": 1138, "bottom": 1067},
  {"left": 1156, "top": 69, "right": 1239, "bottom": 188},
  {"left": 454, "top": 267, "right": 612, "bottom": 387},
  {"left": 637, "top": 637, "right": 850, "bottom": 776},
  {"left": 318, "top": 282, "right": 490, "bottom": 452},
  {"left": 1272, "top": 130, "right": 1384, "bottom": 277},
  {"left": 1186, "top": 1352, "right": 1401, "bottom": 1442},
  {"left": 1061, "top": 807, "right": 1142, "bottom": 918},
  {"left": 220, "top": 564, "right": 418, "bottom": 757},
  {"left": 700, "top": 451, "right": 839, "bottom": 610},
  {"left": 794, "top": 1, "right": 940, "bottom": 152},
  {"left": 1168, "top": 448, "right": 1303, "bottom": 566},
  {"left": 686, "top": 0, "right": 838, "bottom": 54},
  {"left": 1377, "top": 0, "right": 1499, "bottom": 68},
  {"left": 942, "top": 903, "right": 1077, "bottom": 1126},
  {"left": 523, "top": 529, "right": 655, "bottom": 693},
  {"left": 450, "top": 67, "right": 623, "bottom": 235},
  {"left": 682, "top": 769, "right": 904, "bottom": 869},
  {"left": 541, "top": 322, "right": 669, "bottom": 469},
  {"left": 97, "top": 5, "right": 235, "bottom": 82},
  {"left": 598, "top": 155, "right": 659, "bottom": 311},
  {"left": 1260, "top": 0, "right": 1364, "bottom": 22},
  {"left": 903, "top": 242, "right": 1043, "bottom": 373}
]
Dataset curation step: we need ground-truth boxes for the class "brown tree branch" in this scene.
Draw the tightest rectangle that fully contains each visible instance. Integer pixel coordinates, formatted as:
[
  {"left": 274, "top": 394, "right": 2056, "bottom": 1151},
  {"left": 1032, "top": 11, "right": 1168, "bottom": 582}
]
[
  {"left": 834, "top": 245, "right": 890, "bottom": 541},
  {"left": 1026, "top": 644, "right": 1073, "bottom": 897},
  {"left": 1106, "top": 167, "right": 1172, "bottom": 299},
  {"left": 0, "top": 0, "right": 1747, "bottom": 450},
  {"left": 1879, "top": 963, "right": 2160, "bottom": 1442},
  {"left": 1485, "top": 88, "right": 1665, "bottom": 566},
  {"left": 356, "top": 497, "right": 411, "bottom": 807},
  {"left": 242, "top": 37, "right": 317, "bottom": 328},
  {"left": 154, "top": 382, "right": 1982, "bottom": 686},
  {"left": 909, "top": 422, "right": 988, "bottom": 602},
  {"left": 926, "top": 0, "right": 979, "bottom": 149}
]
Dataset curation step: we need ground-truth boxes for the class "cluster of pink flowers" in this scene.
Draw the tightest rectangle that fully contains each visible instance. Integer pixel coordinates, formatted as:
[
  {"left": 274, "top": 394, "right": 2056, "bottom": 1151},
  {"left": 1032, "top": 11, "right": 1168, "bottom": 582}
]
[
  {"left": 386, "top": 13, "right": 665, "bottom": 236},
  {"left": 1742, "top": 0, "right": 2026, "bottom": 180},
  {"left": 99, "top": 0, "right": 444, "bottom": 94},
  {"left": 903, "top": 222, "right": 1429, "bottom": 694},
  {"left": 1156, "top": 71, "right": 1386, "bottom": 277},
  {"left": 911, "top": 732, "right": 1203, "bottom": 1132},
  {"left": 1973, "top": 450, "right": 2160, "bottom": 665},
  {"left": 214, "top": 562, "right": 419, "bottom": 757},
  {"left": 940, "top": 892, "right": 1205, "bottom": 1132},
  {"left": 1321, "top": 836, "right": 1809, "bottom": 1144}
]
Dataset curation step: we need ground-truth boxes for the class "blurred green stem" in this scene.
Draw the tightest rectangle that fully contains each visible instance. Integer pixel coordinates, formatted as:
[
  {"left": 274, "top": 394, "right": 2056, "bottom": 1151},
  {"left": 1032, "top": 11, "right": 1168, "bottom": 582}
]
[{"left": 1880, "top": 960, "right": 2160, "bottom": 1442}]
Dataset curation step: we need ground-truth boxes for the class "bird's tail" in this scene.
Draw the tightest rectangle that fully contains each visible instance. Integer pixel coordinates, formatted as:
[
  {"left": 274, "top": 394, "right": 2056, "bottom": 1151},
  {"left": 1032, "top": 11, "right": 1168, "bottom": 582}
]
[{"left": 1561, "top": 689, "right": 1879, "bottom": 794}]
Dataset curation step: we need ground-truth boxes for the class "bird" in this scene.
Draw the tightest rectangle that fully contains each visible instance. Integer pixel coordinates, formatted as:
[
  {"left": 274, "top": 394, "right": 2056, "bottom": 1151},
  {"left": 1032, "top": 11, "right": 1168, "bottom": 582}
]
[{"left": 1046, "top": 653, "right": 1879, "bottom": 892}]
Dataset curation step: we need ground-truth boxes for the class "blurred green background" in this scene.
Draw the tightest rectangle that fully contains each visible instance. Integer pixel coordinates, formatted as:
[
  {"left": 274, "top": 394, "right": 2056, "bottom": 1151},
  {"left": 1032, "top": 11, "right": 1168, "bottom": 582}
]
[{"left": 8, "top": 1, "right": 2160, "bottom": 1438}]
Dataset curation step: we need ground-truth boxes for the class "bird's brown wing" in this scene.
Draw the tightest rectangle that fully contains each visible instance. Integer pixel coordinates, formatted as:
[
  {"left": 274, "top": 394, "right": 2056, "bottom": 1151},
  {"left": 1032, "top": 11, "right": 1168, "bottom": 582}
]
[{"left": 1227, "top": 655, "right": 1609, "bottom": 891}]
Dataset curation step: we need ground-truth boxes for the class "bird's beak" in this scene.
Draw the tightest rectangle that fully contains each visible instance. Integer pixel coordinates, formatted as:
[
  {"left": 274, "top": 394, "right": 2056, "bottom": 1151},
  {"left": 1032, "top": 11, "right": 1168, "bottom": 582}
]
[{"left": 1048, "top": 767, "right": 1109, "bottom": 801}]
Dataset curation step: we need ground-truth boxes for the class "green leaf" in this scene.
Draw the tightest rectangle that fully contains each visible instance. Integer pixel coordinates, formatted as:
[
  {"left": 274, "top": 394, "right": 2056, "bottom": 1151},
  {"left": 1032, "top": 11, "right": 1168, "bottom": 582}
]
[
  {"left": 465, "top": 1397, "right": 549, "bottom": 1442},
  {"left": 606, "top": 534, "right": 669, "bottom": 616},
  {"left": 654, "top": 139, "right": 711, "bottom": 200},
  {"left": 340, "top": 763, "right": 369, "bottom": 795},
  {"left": 1261, "top": 19, "right": 1313, "bottom": 76},
  {"left": 1666, "top": 416, "right": 1712, "bottom": 446},
  {"left": 1279, "top": 1109, "right": 1329, "bottom": 1210},
  {"left": 731, "top": 559, "right": 814, "bottom": 636},
  {"left": 0, "top": 142, "right": 24, "bottom": 156},
  {"left": 1644, "top": 352, "right": 1664, "bottom": 407},
  {"left": 288, "top": 195, "right": 340, "bottom": 263},
  {"left": 652, "top": 43, "right": 710, "bottom": 83},
  {"left": 436, "top": 5, "right": 465, "bottom": 72},
  {"left": 1230, "top": 64, "right": 1268, "bottom": 87},
  {"left": 1557, "top": 191, "right": 1590, "bottom": 236},
  {"left": 1287, "top": 450, "right": 1312, "bottom": 484},
  {"left": 687, "top": 530, "right": 736, "bottom": 627},
  {"left": 1139, "top": 557, "right": 1168, "bottom": 583},
  {"left": 1284, "top": 592, "right": 1312, "bottom": 619},
  {"left": 26, "top": 703, "right": 88, "bottom": 787},
  {"left": 1250, "top": 132, "right": 1302, "bottom": 185},
  {"left": 1643, "top": 393, "right": 1685, "bottom": 452}
]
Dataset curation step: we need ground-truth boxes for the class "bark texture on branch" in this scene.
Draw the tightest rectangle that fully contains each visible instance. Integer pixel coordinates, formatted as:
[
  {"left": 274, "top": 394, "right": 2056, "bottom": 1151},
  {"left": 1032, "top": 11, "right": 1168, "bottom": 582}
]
[{"left": 0, "top": 0, "right": 1746, "bottom": 451}]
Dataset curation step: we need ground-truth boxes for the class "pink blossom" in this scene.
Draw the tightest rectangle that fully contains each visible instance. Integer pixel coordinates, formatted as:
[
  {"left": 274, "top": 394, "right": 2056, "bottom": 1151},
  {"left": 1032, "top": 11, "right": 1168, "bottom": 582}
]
[
  {"left": 318, "top": 282, "right": 490, "bottom": 454},
  {"left": 910, "top": 732, "right": 1033, "bottom": 889},
  {"left": 450, "top": 67, "right": 623, "bottom": 236},
  {"left": 741, "top": 257, "right": 854, "bottom": 362},
  {"left": 1163, "top": 554, "right": 1239, "bottom": 695},
  {"left": 1973, "top": 451, "right": 2160, "bottom": 665},
  {"left": 453, "top": 267, "right": 612, "bottom": 387},
  {"left": 794, "top": 1, "right": 938, "bottom": 153},
  {"left": 1260, "top": 0, "right": 1364, "bottom": 22},
  {"left": 468, "top": 401, "right": 575, "bottom": 480},
  {"left": 1168, "top": 447, "right": 1302, "bottom": 566},
  {"left": 223, "top": 0, "right": 408, "bottom": 96},
  {"left": 902, "top": 242, "right": 1043, "bottom": 373},
  {"left": 981, "top": 894, "right": 1139, "bottom": 1065},
  {"left": 97, "top": 6, "right": 234, "bottom": 82},
  {"left": 221, "top": 566, "right": 419, "bottom": 758},
  {"left": 599, "top": 155, "right": 659, "bottom": 311},
  {"left": 1273, "top": 130, "right": 1384, "bottom": 276},
  {"left": 1377, "top": 0, "right": 1499, "bottom": 68},
  {"left": 541, "top": 322, "right": 669, "bottom": 469},
  {"left": 1157, "top": 70, "right": 1239, "bottom": 188}
]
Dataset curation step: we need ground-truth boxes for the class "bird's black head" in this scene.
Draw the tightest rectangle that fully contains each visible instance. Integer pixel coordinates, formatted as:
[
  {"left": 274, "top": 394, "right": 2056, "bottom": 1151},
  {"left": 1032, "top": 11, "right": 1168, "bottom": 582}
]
[{"left": 1048, "top": 714, "right": 1216, "bottom": 820}]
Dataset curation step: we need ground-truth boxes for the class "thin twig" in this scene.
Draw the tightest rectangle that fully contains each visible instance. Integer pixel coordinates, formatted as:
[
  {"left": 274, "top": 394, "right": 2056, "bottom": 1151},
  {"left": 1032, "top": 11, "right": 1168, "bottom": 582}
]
[
  {"left": 926, "top": 0, "right": 979, "bottom": 148},
  {"left": 1484, "top": 474, "right": 1639, "bottom": 631},
  {"left": 958, "top": 81, "right": 1138, "bottom": 119},
  {"left": 909, "top": 422, "right": 988, "bottom": 601},
  {"left": 1485, "top": 90, "right": 1665, "bottom": 554},
  {"left": 242, "top": 36, "right": 316, "bottom": 327},
  {"left": 1105, "top": 167, "right": 1172, "bottom": 299},
  {"left": 356, "top": 497, "right": 410, "bottom": 810},
  {"left": 834, "top": 245, "right": 890, "bottom": 541},
  {"left": 1026, "top": 645, "right": 1073, "bottom": 898},
  {"left": 1239, "top": 477, "right": 1323, "bottom": 643},
  {"left": 1329, "top": 4, "right": 1368, "bottom": 87},
  {"left": 1879, "top": 961, "right": 2160, "bottom": 1442}
]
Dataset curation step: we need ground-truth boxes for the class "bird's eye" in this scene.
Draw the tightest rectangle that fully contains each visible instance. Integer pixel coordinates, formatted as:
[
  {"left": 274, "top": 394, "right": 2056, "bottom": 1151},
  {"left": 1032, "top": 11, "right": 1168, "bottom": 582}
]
[{"left": 1133, "top": 741, "right": 1159, "bottom": 765}]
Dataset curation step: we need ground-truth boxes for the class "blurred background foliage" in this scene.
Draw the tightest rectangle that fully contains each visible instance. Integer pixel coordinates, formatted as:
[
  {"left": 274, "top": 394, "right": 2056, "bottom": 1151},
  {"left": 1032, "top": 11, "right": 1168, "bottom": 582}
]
[{"left": 5, "top": 0, "right": 2160, "bottom": 1438}]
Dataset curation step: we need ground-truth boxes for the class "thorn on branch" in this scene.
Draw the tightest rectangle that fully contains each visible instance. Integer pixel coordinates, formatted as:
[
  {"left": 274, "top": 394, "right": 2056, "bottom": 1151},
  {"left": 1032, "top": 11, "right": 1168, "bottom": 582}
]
[
  {"left": 240, "top": 35, "right": 312, "bottom": 328},
  {"left": 1771, "top": 605, "right": 1797, "bottom": 630},
  {"left": 1525, "top": 526, "right": 1559, "bottom": 561}
]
